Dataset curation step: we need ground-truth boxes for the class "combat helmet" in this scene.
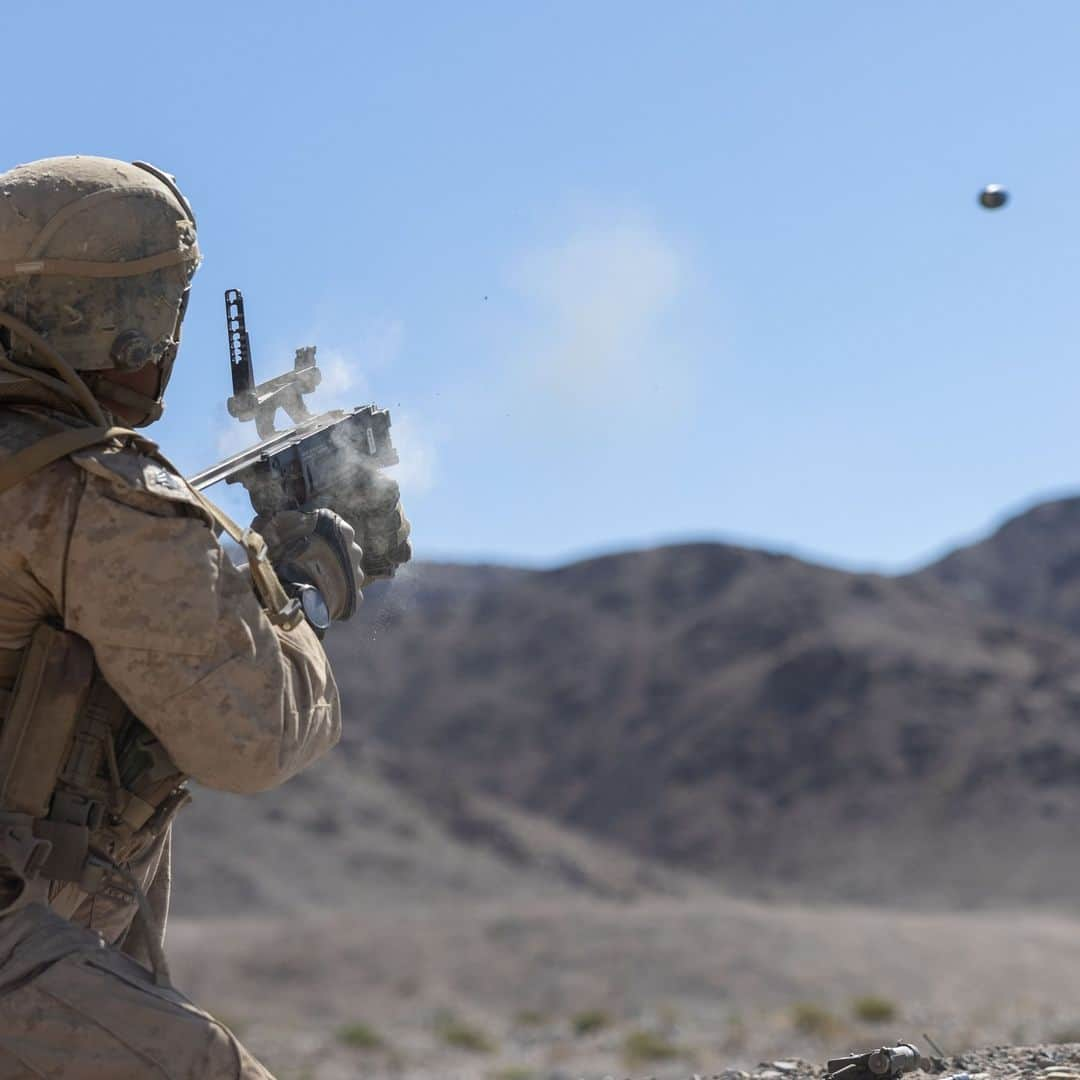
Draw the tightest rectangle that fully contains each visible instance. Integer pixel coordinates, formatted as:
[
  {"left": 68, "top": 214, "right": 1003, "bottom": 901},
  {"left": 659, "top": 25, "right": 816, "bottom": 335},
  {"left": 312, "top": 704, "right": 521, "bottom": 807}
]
[{"left": 0, "top": 156, "right": 201, "bottom": 426}]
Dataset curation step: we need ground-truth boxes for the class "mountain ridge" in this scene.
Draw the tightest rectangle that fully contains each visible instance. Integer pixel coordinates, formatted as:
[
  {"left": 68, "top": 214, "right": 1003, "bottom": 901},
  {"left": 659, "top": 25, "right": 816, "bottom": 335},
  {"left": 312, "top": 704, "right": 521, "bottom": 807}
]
[
  {"left": 325, "top": 494, "right": 1080, "bottom": 907},
  {"left": 176, "top": 492, "right": 1080, "bottom": 915}
]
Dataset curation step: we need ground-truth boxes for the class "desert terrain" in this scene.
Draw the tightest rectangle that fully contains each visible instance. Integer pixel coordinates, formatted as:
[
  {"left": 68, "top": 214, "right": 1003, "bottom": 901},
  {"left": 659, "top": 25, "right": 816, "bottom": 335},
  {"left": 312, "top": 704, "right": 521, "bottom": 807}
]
[
  {"left": 167, "top": 883, "right": 1080, "bottom": 1079},
  {"left": 168, "top": 496, "right": 1080, "bottom": 1079}
]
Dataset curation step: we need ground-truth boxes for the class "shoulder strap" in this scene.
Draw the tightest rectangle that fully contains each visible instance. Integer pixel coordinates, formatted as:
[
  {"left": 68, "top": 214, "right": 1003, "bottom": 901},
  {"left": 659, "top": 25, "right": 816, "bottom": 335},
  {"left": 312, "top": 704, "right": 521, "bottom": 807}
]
[
  {"left": 0, "top": 421, "right": 303, "bottom": 631},
  {"left": 0, "top": 426, "right": 147, "bottom": 495},
  {"left": 127, "top": 441, "right": 302, "bottom": 630}
]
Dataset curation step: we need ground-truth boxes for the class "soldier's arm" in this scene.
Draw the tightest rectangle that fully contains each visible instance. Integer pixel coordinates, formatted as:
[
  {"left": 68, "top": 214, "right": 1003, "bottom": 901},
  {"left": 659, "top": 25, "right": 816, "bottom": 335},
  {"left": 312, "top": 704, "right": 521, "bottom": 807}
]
[{"left": 61, "top": 451, "right": 341, "bottom": 794}]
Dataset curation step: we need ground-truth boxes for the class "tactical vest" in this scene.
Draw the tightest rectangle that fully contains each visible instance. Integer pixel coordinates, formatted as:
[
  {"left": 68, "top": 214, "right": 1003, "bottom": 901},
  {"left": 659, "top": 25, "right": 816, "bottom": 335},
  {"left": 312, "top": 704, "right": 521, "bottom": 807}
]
[
  {"left": 0, "top": 623, "right": 189, "bottom": 898},
  {"left": 0, "top": 420, "right": 298, "bottom": 928},
  {"left": 0, "top": 423, "right": 198, "bottom": 926}
]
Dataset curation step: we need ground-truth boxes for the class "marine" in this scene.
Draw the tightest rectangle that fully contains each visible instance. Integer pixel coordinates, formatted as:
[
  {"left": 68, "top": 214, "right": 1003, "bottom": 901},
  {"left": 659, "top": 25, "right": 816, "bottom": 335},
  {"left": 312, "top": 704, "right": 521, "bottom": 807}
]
[{"left": 0, "top": 156, "right": 408, "bottom": 1077}]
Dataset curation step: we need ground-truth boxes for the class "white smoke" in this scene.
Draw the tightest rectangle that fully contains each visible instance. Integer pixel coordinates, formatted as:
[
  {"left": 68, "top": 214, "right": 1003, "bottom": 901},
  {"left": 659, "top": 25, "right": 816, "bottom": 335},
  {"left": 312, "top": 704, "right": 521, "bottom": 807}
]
[
  {"left": 388, "top": 411, "right": 437, "bottom": 494},
  {"left": 212, "top": 317, "right": 411, "bottom": 455},
  {"left": 306, "top": 348, "right": 369, "bottom": 413},
  {"left": 305, "top": 322, "right": 438, "bottom": 496},
  {"left": 509, "top": 213, "right": 690, "bottom": 409},
  {"left": 306, "top": 319, "right": 403, "bottom": 414},
  {"left": 215, "top": 419, "right": 256, "bottom": 458}
]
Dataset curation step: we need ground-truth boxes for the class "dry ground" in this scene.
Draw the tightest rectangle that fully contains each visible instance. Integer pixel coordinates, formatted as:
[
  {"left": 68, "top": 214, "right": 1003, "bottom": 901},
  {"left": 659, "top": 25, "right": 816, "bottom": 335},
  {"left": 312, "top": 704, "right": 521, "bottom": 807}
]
[{"left": 167, "top": 892, "right": 1080, "bottom": 1080}]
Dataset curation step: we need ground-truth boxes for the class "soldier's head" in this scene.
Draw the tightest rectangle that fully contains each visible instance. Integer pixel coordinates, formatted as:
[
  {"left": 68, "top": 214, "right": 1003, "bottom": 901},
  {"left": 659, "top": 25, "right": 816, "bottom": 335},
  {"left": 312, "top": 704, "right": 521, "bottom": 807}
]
[{"left": 0, "top": 156, "right": 201, "bottom": 427}]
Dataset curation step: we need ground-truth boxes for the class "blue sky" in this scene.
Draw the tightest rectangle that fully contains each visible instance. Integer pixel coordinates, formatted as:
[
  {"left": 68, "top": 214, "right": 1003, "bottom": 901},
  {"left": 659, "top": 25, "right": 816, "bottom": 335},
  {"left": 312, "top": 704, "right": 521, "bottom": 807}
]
[{"left": 6, "top": 1, "right": 1080, "bottom": 571}]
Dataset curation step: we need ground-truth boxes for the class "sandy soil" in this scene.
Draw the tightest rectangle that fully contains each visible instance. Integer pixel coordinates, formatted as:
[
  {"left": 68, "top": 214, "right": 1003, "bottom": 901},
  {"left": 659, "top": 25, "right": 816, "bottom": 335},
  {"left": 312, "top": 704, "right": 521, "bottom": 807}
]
[{"left": 166, "top": 893, "right": 1080, "bottom": 1080}]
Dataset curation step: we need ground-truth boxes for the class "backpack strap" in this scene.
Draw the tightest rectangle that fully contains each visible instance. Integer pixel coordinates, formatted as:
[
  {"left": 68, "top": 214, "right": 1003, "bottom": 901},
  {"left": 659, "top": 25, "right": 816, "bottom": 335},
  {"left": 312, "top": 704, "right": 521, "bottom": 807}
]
[{"left": 0, "top": 425, "right": 147, "bottom": 495}]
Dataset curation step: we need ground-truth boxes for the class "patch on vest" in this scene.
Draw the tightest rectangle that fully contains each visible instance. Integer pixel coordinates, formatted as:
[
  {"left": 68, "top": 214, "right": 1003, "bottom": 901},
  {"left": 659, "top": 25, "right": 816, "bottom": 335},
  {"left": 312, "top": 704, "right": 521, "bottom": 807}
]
[
  {"left": 148, "top": 467, "right": 178, "bottom": 492},
  {"left": 70, "top": 444, "right": 212, "bottom": 525}
]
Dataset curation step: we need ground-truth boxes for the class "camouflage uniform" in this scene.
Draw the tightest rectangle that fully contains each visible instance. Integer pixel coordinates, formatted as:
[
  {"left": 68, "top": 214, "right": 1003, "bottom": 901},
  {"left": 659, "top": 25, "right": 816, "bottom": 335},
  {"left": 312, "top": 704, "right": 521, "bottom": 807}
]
[
  {"left": 0, "top": 158, "right": 347, "bottom": 1078},
  {"left": 0, "top": 388, "right": 339, "bottom": 1077}
]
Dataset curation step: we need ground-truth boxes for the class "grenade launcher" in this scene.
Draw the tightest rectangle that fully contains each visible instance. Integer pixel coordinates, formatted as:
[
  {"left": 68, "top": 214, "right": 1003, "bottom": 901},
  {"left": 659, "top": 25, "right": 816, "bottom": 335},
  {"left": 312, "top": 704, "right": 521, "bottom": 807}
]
[{"left": 189, "top": 289, "right": 404, "bottom": 578}]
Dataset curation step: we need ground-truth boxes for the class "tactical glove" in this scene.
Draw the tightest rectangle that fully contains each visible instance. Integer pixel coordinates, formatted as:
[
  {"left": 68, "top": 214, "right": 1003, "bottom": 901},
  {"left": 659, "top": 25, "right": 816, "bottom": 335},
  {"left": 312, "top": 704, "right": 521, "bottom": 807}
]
[{"left": 256, "top": 509, "right": 364, "bottom": 624}]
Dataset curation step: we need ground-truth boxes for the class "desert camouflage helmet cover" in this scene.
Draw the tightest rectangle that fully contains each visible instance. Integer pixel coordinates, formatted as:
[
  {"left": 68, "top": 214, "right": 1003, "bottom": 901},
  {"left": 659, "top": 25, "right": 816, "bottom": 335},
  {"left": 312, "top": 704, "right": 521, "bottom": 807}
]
[{"left": 0, "top": 155, "right": 200, "bottom": 423}]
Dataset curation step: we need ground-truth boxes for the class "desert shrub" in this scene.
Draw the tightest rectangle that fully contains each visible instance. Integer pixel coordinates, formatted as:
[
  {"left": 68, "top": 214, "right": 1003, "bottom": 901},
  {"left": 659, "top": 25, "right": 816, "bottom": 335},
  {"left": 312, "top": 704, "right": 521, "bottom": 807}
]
[
  {"left": 791, "top": 1001, "right": 839, "bottom": 1036},
  {"left": 724, "top": 1011, "right": 748, "bottom": 1051},
  {"left": 852, "top": 995, "right": 899, "bottom": 1024},
  {"left": 622, "top": 1029, "right": 682, "bottom": 1065},
  {"left": 489, "top": 1069, "right": 537, "bottom": 1080},
  {"left": 336, "top": 1022, "right": 384, "bottom": 1050},
  {"left": 657, "top": 1003, "right": 679, "bottom": 1029},
  {"left": 513, "top": 1009, "right": 547, "bottom": 1027},
  {"left": 1050, "top": 1026, "right": 1080, "bottom": 1044},
  {"left": 572, "top": 1008, "right": 612, "bottom": 1036},
  {"left": 437, "top": 1015, "right": 496, "bottom": 1053}
]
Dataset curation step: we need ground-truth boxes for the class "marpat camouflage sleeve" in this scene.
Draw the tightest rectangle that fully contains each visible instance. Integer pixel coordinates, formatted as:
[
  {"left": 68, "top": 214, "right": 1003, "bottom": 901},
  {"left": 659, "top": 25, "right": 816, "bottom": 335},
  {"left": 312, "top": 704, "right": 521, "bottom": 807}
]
[{"left": 62, "top": 443, "right": 341, "bottom": 794}]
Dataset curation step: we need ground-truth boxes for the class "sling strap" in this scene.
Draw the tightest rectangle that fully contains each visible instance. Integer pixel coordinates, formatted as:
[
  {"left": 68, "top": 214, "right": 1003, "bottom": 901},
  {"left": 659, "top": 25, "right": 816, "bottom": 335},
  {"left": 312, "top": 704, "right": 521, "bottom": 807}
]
[
  {"left": 0, "top": 425, "right": 147, "bottom": 495},
  {"left": 0, "top": 421, "right": 303, "bottom": 629}
]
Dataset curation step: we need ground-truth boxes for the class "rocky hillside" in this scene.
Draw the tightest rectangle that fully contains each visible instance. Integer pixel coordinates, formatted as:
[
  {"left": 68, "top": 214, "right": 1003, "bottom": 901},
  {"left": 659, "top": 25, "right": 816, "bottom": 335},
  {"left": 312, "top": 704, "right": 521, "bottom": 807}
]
[
  {"left": 172, "top": 750, "right": 681, "bottom": 917},
  {"left": 917, "top": 496, "right": 1080, "bottom": 633},
  {"left": 320, "top": 503, "right": 1080, "bottom": 909},
  {"left": 175, "top": 495, "right": 1080, "bottom": 913},
  {"left": 167, "top": 495, "right": 1080, "bottom": 1077}
]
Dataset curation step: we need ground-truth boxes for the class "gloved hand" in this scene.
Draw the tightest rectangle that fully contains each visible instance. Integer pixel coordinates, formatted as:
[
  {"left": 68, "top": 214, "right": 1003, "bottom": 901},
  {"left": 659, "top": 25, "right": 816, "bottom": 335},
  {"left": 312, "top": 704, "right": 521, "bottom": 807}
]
[
  {"left": 255, "top": 509, "right": 364, "bottom": 623},
  {"left": 344, "top": 469, "right": 412, "bottom": 581}
]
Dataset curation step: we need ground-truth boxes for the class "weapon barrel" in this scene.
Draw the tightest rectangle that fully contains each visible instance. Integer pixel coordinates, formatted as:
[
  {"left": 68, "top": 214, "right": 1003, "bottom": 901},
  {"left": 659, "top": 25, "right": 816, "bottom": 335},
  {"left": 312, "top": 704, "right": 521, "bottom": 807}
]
[{"left": 188, "top": 426, "right": 310, "bottom": 490}]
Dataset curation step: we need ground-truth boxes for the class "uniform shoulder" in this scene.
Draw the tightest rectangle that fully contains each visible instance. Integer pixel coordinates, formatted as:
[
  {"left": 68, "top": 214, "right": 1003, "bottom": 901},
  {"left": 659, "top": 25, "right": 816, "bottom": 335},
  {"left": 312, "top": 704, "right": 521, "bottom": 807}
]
[
  {"left": 0, "top": 406, "right": 213, "bottom": 523},
  {"left": 71, "top": 436, "right": 212, "bottom": 524}
]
